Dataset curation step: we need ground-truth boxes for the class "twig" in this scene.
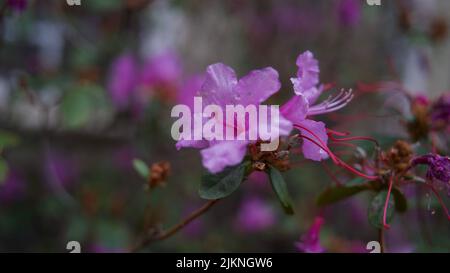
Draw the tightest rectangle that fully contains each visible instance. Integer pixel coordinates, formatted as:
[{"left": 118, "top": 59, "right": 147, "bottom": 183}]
[{"left": 129, "top": 199, "right": 220, "bottom": 252}]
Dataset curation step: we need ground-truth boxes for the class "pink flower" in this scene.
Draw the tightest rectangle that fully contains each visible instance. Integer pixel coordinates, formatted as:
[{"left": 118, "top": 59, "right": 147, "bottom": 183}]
[
  {"left": 107, "top": 54, "right": 138, "bottom": 110},
  {"left": 0, "top": 170, "right": 26, "bottom": 204},
  {"left": 235, "top": 196, "right": 276, "bottom": 233},
  {"left": 281, "top": 51, "right": 353, "bottom": 161},
  {"left": 295, "top": 217, "right": 325, "bottom": 253},
  {"left": 177, "top": 74, "right": 205, "bottom": 109},
  {"left": 177, "top": 63, "right": 292, "bottom": 173},
  {"left": 7, "top": 0, "right": 27, "bottom": 12},
  {"left": 411, "top": 153, "right": 450, "bottom": 202},
  {"left": 139, "top": 51, "right": 182, "bottom": 88},
  {"left": 291, "top": 51, "right": 320, "bottom": 98},
  {"left": 337, "top": 0, "right": 361, "bottom": 27}
]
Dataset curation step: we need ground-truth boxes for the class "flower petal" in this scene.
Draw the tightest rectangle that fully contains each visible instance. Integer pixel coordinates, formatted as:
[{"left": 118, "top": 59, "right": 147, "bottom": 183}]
[
  {"left": 108, "top": 54, "right": 138, "bottom": 109},
  {"left": 298, "top": 119, "right": 329, "bottom": 161},
  {"left": 176, "top": 139, "right": 208, "bottom": 150},
  {"left": 234, "top": 67, "right": 281, "bottom": 105},
  {"left": 291, "top": 79, "right": 322, "bottom": 105},
  {"left": 199, "top": 63, "right": 238, "bottom": 108},
  {"left": 140, "top": 51, "right": 182, "bottom": 86},
  {"left": 293, "top": 51, "right": 320, "bottom": 98},
  {"left": 200, "top": 141, "right": 248, "bottom": 173},
  {"left": 281, "top": 95, "right": 309, "bottom": 124}
]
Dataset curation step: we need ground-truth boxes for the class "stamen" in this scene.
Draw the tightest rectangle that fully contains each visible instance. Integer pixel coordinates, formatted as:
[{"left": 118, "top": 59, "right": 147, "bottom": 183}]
[
  {"left": 327, "top": 128, "right": 350, "bottom": 137},
  {"left": 329, "top": 142, "right": 358, "bottom": 149},
  {"left": 382, "top": 174, "right": 394, "bottom": 229},
  {"left": 308, "top": 89, "right": 354, "bottom": 116},
  {"left": 321, "top": 161, "right": 342, "bottom": 186},
  {"left": 297, "top": 134, "right": 338, "bottom": 164},
  {"left": 297, "top": 133, "right": 378, "bottom": 180},
  {"left": 329, "top": 135, "right": 380, "bottom": 147},
  {"left": 294, "top": 124, "right": 338, "bottom": 163},
  {"left": 335, "top": 159, "right": 378, "bottom": 180},
  {"left": 327, "top": 129, "right": 380, "bottom": 148},
  {"left": 295, "top": 123, "right": 378, "bottom": 180}
]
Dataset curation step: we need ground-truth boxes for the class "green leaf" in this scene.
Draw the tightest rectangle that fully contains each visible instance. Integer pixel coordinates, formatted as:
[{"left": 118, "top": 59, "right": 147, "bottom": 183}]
[
  {"left": 392, "top": 188, "right": 408, "bottom": 213},
  {"left": 61, "top": 84, "right": 108, "bottom": 129},
  {"left": 267, "top": 166, "right": 294, "bottom": 215},
  {"left": 0, "top": 159, "right": 9, "bottom": 183},
  {"left": 368, "top": 190, "right": 395, "bottom": 229},
  {"left": 346, "top": 177, "right": 367, "bottom": 186},
  {"left": 133, "top": 159, "right": 149, "bottom": 180},
  {"left": 199, "top": 162, "right": 249, "bottom": 200},
  {"left": 86, "top": 0, "right": 123, "bottom": 12},
  {"left": 317, "top": 184, "right": 369, "bottom": 207},
  {"left": 0, "top": 130, "right": 19, "bottom": 149}
]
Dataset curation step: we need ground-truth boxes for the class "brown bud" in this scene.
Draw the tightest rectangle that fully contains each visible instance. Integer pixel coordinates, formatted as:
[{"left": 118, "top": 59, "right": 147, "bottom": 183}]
[
  {"left": 149, "top": 161, "right": 171, "bottom": 189},
  {"left": 429, "top": 17, "right": 448, "bottom": 43},
  {"left": 384, "top": 140, "right": 414, "bottom": 173}
]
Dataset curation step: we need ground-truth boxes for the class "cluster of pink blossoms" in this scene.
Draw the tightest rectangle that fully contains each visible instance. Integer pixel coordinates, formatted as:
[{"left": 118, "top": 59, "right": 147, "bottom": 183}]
[{"left": 177, "top": 51, "right": 353, "bottom": 174}]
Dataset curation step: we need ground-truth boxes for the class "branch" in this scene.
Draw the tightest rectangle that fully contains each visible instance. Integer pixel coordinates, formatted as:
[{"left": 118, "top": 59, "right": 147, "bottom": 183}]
[{"left": 129, "top": 199, "right": 220, "bottom": 252}]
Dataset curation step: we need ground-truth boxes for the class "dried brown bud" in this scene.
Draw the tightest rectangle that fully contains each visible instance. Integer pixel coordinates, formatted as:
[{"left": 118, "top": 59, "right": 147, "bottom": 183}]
[
  {"left": 407, "top": 102, "right": 430, "bottom": 141},
  {"left": 149, "top": 161, "right": 171, "bottom": 189},
  {"left": 429, "top": 17, "right": 448, "bottom": 43},
  {"left": 247, "top": 140, "right": 291, "bottom": 172},
  {"left": 383, "top": 140, "right": 414, "bottom": 173}
]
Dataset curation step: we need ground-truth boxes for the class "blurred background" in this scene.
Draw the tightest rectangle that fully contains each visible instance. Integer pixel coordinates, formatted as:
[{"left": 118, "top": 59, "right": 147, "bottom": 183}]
[{"left": 0, "top": 0, "right": 449, "bottom": 252}]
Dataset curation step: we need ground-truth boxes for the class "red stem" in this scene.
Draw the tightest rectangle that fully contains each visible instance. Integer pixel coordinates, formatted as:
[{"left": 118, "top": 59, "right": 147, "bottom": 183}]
[{"left": 382, "top": 174, "right": 394, "bottom": 229}]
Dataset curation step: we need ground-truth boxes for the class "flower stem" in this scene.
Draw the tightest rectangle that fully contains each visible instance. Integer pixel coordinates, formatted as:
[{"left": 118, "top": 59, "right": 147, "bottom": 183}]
[
  {"left": 129, "top": 199, "right": 219, "bottom": 252},
  {"left": 382, "top": 173, "right": 394, "bottom": 229}
]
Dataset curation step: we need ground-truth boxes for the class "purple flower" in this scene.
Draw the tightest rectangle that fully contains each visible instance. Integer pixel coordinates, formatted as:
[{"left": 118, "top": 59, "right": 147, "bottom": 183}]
[
  {"left": 292, "top": 51, "right": 320, "bottom": 98},
  {"left": 7, "top": 0, "right": 27, "bottom": 12},
  {"left": 411, "top": 154, "right": 450, "bottom": 184},
  {"left": 281, "top": 51, "right": 353, "bottom": 161},
  {"left": 177, "top": 63, "right": 292, "bottom": 173},
  {"left": 107, "top": 54, "right": 138, "bottom": 110},
  {"left": 235, "top": 196, "right": 275, "bottom": 233},
  {"left": 245, "top": 171, "right": 271, "bottom": 191},
  {"left": 295, "top": 217, "right": 325, "bottom": 253},
  {"left": 177, "top": 74, "right": 205, "bottom": 109},
  {"left": 140, "top": 51, "right": 182, "bottom": 88},
  {"left": 430, "top": 93, "right": 450, "bottom": 130},
  {"left": 337, "top": 0, "right": 361, "bottom": 27},
  {"left": 0, "top": 170, "right": 26, "bottom": 204},
  {"left": 45, "top": 152, "right": 79, "bottom": 189}
]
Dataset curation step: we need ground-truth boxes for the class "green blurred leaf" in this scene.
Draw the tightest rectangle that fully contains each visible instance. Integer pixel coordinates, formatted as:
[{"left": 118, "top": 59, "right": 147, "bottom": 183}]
[
  {"left": 267, "top": 166, "right": 294, "bottom": 215},
  {"left": 96, "top": 220, "right": 129, "bottom": 249},
  {"left": 86, "top": 0, "right": 122, "bottom": 12},
  {"left": 368, "top": 190, "right": 395, "bottom": 229},
  {"left": 0, "top": 130, "right": 19, "bottom": 149},
  {"left": 66, "top": 215, "right": 89, "bottom": 242},
  {"left": 346, "top": 177, "right": 367, "bottom": 186},
  {"left": 317, "top": 184, "right": 369, "bottom": 207},
  {"left": 0, "top": 159, "right": 8, "bottom": 183},
  {"left": 133, "top": 159, "right": 149, "bottom": 180},
  {"left": 199, "top": 161, "right": 249, "bottom": 200},
  {"left": 61, "top": 84, "right": 107, "bottom": 128},
  {"left": 71, "top": 47, "right": 98, "bottom": 70}
]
